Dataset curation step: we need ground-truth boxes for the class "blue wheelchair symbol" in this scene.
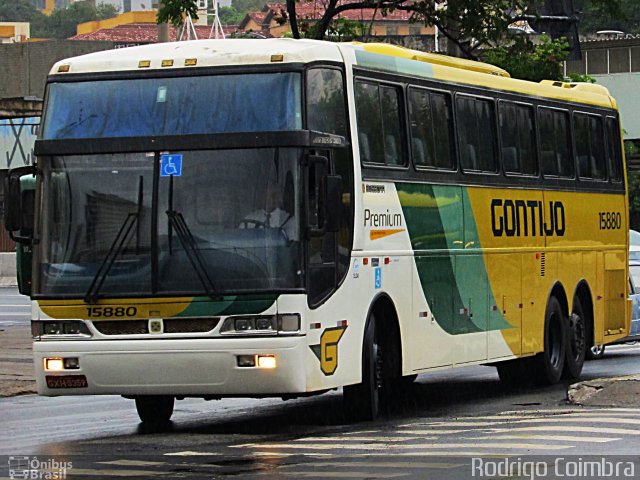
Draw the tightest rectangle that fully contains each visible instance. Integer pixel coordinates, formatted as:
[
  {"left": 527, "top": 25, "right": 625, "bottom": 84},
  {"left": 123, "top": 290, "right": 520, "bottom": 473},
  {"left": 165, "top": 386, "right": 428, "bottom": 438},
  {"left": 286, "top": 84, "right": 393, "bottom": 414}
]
[
  {"left": 161, "top": 154, "right": 183, "bottom": 177},
  {"left": 374, "top": 267, "right": 382, "bottom": 289}
]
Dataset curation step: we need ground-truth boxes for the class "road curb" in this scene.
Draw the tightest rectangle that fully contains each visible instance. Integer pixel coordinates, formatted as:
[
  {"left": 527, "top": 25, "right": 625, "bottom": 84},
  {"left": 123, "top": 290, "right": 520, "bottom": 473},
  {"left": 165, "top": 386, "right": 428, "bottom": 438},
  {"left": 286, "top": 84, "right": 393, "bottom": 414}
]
[{"left": 568, "top": 375, "right": 640, "bottom": 407}]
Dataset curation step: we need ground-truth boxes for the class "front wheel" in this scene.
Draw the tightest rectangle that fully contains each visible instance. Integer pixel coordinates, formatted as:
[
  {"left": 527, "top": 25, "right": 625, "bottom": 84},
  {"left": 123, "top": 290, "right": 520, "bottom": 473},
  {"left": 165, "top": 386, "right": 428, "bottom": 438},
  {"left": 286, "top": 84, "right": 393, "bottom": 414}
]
[
  {"left": 533, "top": 296, "right": 566, "bottom": 385},
  {"left": 135, "top": 396, "right": 174, "bottom": 424},
  {"left": 343, "top": 314, "right": 381, "bottom": 422}
]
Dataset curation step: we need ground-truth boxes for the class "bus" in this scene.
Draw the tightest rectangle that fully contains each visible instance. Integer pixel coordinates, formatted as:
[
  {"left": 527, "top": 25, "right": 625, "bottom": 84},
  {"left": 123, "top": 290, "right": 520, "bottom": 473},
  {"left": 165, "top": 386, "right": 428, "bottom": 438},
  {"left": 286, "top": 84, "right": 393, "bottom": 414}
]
[{"left": 3, "top": 39, "right": 630, "bottom": 424}]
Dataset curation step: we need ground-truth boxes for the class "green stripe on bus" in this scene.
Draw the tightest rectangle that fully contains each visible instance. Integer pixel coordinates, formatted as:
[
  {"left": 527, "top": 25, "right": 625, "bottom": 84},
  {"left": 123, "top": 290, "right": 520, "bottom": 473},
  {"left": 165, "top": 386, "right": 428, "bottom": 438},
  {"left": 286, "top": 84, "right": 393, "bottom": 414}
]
[
  {"left": 177, "top": 294, "right": 278, "bottom": 317},
  {"left": 397, "top": 183, "right": 512, "bottom": 334}
]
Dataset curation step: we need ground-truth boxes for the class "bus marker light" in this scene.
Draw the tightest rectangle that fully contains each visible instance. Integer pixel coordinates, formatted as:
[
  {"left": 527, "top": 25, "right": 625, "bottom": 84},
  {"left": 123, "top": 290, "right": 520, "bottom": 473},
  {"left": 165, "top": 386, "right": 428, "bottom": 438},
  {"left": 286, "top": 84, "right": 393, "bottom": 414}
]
[
  {"left": 270, "top": 54, "right": 284, "bottom": 62},
  {"left": 492, "top": 306, "right": 498, "bottom": 311},
  {"left": 162, "top": 59, "right": 174, "bottom": 67},
  {"left": 184, "top": 58, "right": 198, "bottom": 66},
  {"left": 44, "top": 358, "right": 64, "bottom": 372},
  {"left": 419, "top": 311, "right": 428, "bottom": 318},
  {"left": 310, "top": 322, "right": 321, "bottom": 330},
  {"left": 337, "top": 320, "right": 348, "bottom": 328},
  {"left": 363, "top": 258, "right": 369, "bottom": 265},
  {"left": 57, "top": 64, "right": 70, "bottom": 73},
  {"left": 257, "top": 355, "right": 277, "bottom": 369},
  {"left": 138, "top": 60, "right": 151, "bottom": 68},
  {"left": 384, "top": 257, "right": 390, "bottom": 264}
]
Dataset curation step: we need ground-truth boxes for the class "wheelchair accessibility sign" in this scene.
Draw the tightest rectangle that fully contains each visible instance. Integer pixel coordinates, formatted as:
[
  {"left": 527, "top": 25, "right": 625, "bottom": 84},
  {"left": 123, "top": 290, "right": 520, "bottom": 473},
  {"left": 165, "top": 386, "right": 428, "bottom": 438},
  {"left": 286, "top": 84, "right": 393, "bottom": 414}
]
[{"left": 160, "top": 154, "right": 183, "bottom": 177}]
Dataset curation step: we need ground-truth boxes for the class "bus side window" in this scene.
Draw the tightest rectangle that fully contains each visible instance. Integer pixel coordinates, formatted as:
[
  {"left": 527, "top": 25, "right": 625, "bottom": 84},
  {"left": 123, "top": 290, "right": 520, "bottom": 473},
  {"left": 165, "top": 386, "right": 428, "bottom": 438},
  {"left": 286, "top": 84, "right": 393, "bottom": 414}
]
[
  {"left": 574, "top": 112, "right": 606, "bottom": 181},
  {"left": 355, "top": 80, "right": 406, "bottom": 167},
  {"left": 456, "top": 95, "right": 498, "bottom": 173},
  {"left": 499, "top": 101, "right": 537, "bottom": 176},
  {"left": 539, "top": 107, "right": 573, "bottom": 178},
  {"left": 408, "top": 87, "right": 455, "bottom": 170},
  {"left": 605, "top": 116, "right": 623, "bottom": 183}
]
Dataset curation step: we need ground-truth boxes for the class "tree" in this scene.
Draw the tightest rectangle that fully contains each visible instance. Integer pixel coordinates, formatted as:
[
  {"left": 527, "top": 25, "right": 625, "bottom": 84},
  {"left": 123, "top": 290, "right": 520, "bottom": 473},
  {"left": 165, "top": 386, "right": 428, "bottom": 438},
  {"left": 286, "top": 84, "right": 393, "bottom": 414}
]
[
  {"left": 0, "top": 0, "right": 44, "bottom": 23},
  {"left": 218, "top": 6, "right": 246, "bottom": 26},
  {"left": 33, "top": 1, "right": 118, "bottom": 38},
  {"left": 482, "top": 34, "right": 570, "bottom": 82},
  {"left": 157, "top": 0, "right": 199, "bottom": 27},
  {"left": 575, "top": 0, "right": 639, "bottom": 35}
]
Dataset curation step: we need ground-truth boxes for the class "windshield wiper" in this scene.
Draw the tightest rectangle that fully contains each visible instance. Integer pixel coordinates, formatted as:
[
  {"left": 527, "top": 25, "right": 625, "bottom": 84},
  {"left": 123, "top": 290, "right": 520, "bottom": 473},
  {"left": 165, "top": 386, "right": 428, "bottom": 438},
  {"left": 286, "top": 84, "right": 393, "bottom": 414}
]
[
  {"left": 166, "top": 209, "right": 222, "bottom": 300},
  {"left": 84, "top": 212, "right": 138, "bottom": 304}
]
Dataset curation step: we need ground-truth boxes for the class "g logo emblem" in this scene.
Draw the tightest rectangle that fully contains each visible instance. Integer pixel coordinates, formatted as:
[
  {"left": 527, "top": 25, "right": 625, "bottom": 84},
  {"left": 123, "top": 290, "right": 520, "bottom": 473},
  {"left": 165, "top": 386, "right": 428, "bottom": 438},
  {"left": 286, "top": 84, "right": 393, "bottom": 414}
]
[{"left": 310, "top": 326, "right": 347, "bottom": 376}]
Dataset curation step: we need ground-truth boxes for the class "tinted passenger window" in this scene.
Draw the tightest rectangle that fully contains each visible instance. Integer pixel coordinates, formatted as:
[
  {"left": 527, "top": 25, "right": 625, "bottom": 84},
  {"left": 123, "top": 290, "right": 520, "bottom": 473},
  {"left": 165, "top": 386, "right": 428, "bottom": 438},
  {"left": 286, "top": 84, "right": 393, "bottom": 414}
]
[
  {"left": 355, "top": 80, "right": 406, "bottom": 167},
  {"left": 574, "top": 112, "right": 606, "bottom": 181},
  {"left": 408, "top": 88, "right": 456, "bottom": 170},
  {"left": 606, "top": 117, "right": 623, "bottom": 183},
  {"left": 456, "top": 96, "right": 497, "bottom": 173},
  {"left": 539, "top": 108, "right": 573, "bottom": 178},
  {"left": 306, "top": 68, "right": 348, "bottom": 137},
  {"left": 499, "top": 102, "right": 537, "bottom": 175}
]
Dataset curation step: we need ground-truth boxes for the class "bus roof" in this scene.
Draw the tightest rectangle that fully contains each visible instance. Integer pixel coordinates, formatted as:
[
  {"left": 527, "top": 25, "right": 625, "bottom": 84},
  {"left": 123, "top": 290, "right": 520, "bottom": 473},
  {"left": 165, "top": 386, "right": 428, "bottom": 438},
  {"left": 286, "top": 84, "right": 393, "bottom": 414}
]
[{"left": 49, "top": 38, "right": 616, "bottom": 110}]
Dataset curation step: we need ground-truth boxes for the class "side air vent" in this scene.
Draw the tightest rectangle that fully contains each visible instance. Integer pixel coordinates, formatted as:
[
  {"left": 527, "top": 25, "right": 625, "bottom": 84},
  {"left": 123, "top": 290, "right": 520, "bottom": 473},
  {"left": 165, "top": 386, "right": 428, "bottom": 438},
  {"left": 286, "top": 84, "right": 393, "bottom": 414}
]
[{"left": 540, "top": 253, "right": 546, "bottom": 277}]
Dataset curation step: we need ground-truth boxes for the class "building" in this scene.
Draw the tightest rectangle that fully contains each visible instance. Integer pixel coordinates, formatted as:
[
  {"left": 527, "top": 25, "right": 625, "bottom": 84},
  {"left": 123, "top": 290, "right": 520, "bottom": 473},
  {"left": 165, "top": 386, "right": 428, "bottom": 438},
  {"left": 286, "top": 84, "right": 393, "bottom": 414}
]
[
  {"left": 239, "top": 2, "right": 434, "bottom": 39},
  {"left": 0, "top": 23, "right": 30, "bottom": 43},
  {"left": 565, "top": 34, "right": 640, "bottom": 169}
]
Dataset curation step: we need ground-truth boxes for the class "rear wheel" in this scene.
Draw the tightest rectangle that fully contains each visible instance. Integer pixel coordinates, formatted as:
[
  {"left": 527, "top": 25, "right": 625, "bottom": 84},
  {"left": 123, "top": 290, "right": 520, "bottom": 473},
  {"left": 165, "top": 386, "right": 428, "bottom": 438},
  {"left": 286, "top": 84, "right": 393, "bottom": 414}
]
[
  {"left": 135, "top": 396, "right": 174, "bottom": 424},
  {"left": 563, "top": 297, "right": 587, "bottom": 379},
  {"left": 343, "top": 313, "right": 381, "bottom": 421},
  {"left": 533, "top": 296, "right": 566, "bottom": 385}
]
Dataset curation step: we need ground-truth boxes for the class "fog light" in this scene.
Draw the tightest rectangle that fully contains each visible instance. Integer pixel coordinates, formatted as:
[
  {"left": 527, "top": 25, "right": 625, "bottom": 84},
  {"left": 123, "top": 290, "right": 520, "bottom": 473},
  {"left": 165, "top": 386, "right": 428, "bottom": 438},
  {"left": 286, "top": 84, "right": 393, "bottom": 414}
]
[
  {"left": 278, "top": 314, "right": 300, "bottom": 332},
  {"left": 64, "top": 357, "right": 79, "bottom": 369},
  {"left": 237, "top": 355, "right": 256, "bottom": 367},
  {"left": 44, "top": 358, "right": 64, "bottom": 371},
  {"left": 257, "top": 355, "right": 277, "bottom": 369}
]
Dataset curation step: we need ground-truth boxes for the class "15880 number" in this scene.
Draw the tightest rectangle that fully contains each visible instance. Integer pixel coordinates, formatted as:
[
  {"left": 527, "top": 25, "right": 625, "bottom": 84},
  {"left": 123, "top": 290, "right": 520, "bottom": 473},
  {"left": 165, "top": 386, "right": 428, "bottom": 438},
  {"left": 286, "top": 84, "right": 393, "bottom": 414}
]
[{"left": 86, "top": 306, "right": 138, "bottom": 318}]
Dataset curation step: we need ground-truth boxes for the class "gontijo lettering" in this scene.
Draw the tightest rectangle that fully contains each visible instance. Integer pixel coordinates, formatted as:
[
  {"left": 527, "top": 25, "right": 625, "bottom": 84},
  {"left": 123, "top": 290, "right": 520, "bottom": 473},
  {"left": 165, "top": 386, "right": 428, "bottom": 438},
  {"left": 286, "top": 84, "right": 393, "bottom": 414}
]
[{"left": 491, "top": 199, "right": 565, "bottom": 237}]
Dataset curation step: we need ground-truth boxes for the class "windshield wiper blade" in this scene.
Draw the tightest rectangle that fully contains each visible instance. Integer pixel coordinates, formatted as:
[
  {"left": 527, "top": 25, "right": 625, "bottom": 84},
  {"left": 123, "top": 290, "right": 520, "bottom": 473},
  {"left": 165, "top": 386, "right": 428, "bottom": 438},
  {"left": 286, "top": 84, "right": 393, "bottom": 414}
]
[
  {"left": 84, "top": 212, "right": 138, "bottom": 304},
  {"left": 166, "top": 209, "right": 222, "bottom": 300}
]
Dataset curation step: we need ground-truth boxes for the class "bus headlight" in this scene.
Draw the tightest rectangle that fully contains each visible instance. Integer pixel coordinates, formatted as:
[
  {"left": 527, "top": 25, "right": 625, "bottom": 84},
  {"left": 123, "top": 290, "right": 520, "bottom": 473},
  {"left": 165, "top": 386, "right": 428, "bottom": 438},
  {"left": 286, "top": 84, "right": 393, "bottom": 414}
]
[
  {"left": 220, "top": 314, "right": 300, "bottom": 335},
  {"left": 33, "top": 321, "right": 92, "bottom": 339}
]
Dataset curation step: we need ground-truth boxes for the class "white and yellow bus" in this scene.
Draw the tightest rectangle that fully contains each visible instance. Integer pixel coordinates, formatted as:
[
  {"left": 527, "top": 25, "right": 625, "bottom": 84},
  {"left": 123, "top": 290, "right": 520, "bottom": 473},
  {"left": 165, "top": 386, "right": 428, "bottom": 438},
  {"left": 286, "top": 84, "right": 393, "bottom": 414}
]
[{"left": 3, "top": 39, "right": 630, "bottom": 423}]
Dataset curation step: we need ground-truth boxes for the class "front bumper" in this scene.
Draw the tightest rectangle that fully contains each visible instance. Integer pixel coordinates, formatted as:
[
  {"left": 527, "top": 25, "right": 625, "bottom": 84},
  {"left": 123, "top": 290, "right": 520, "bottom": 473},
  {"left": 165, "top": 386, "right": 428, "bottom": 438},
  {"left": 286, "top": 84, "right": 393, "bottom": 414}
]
[{"left": 34, "top": 336, "right": 308, "bottom": 396}]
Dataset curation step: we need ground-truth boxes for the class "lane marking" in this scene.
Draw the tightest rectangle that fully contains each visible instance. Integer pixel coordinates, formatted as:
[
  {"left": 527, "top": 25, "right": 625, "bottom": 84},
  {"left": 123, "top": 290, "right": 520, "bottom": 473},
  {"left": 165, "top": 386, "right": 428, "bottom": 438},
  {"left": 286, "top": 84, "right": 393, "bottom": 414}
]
[
  {"left": 235, "top": 442, "right": 572, "bottom": 451},
  {"left": 489, "top": 426, "right": 640, "bottom": 435},
  {"left": 474, "top": 434, "right": 619, "bottom": 443}
]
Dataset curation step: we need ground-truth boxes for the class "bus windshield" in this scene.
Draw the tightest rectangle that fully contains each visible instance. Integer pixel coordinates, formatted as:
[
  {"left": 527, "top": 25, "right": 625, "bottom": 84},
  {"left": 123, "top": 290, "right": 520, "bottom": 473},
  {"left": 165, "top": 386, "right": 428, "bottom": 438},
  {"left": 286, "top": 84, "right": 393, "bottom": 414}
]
[
  {"left": 41, "top": 72, "right": 302, "bottom": 139},
  {"left": 37, "top": 148, "right": 303, "bottom": 298}
]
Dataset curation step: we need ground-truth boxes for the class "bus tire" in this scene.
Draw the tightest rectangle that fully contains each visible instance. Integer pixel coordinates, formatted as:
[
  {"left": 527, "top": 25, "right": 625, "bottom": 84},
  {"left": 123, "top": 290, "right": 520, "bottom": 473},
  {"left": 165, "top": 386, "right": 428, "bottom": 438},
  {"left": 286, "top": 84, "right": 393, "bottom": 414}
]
[
  {"left": 563, "top": 297, "right": 587, "bottom": 379},
  {"left": 135, "top": 396, "right": 174, "bottom": 424},
  {"left": 533, "top": 296, "right": 566, "bottom": 385},
  {"left": 343, "top": 313, "right": 381, "bottom": 422}
]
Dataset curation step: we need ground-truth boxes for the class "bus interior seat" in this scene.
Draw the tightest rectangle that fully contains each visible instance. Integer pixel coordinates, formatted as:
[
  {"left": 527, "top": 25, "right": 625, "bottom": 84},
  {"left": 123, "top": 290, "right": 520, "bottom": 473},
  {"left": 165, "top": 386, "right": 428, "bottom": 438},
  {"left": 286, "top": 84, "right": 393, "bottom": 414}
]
[
  {"left": 502, "top": 146, "right": 519, "bottom": 173},
  {"left": 359, "top": 133, "right": 371, "bottom": 163},
  {"left": 412, "top": 137, "right": 426, "bottom": 166},
  {"left": 464, "top": 144, "right": 478, "bottom": 170},
  {"left": 385, "top": 134, "right": 399, "bottom": 165}
]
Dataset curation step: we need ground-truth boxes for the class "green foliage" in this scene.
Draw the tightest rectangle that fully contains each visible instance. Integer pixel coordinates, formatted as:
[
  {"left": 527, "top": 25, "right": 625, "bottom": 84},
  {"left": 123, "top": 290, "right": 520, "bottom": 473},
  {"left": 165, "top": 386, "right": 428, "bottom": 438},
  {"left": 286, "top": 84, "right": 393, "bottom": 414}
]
[
  {"left": 232, "top": 0, "right": 272, "bottom": 13},
  {"left": 218, "top": 6, "right": 245, "bottom": 26},
  {"left": 157, "top": 0, "right": 199, "bottom": 27},
  {"left": 483, "top": 35, "right": 570, "bottom": 82},
  {"left": 0, "top": 0, "right": 43, "bottom": 22},
  {"left": 566, "top": 73, "right": 596, "bottom": 83},
  {"left": 32, "top": 0, "right": 117, "bottom": 38},
  {"left": 575, "top": 0, "right": 639, "bottom": 35}
]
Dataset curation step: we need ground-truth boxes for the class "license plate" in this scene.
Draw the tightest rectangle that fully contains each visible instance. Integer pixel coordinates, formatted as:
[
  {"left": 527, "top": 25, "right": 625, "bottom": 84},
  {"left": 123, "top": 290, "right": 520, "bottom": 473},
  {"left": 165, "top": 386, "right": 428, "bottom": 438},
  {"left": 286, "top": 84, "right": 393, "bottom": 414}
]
[{"left": 46, "top": 375, "right": 88, "bottom": 389}]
